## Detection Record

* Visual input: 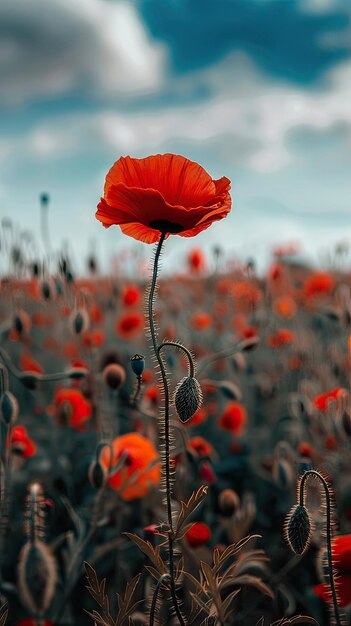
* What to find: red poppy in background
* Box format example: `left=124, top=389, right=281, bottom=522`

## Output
left=100, top=433, right=160, bottom=500
left=122, top=284, right=141, bottom=307
left=267, top=328, right=295, bottom=348
left=53, top=388, right=92, bottom=430
left=187, top=436, right=213, bottom=457
left=191, top=313, right=212, bottom=330
left=303, top=271, right=335, bottom=299
left=188, top=248, right=206, bottom=272
left=313, top=387, right=347, bottom=411
left=10, top=426, right=36, bottom=458
left=219, top=402, right=247, bottom=435
left=186, top=522, right=211, bottom=547
left=314, top=534, right=351, bottom=607
left=116, top=312, right=144, bottom=338
left=19, top=352, right=44, bottom=375
left=96, top=154, right=231, bottom=243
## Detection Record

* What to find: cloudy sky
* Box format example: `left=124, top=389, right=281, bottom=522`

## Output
left=1, top=0, right=350, bottom=272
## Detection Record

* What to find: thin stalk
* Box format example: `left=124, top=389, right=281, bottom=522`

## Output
left=150, top=574, right=170, bottom=626
left=299, top=470, right=341, bottom=626
left=157, top=341, right=195, bottom=378
left=148, top=233, right=185, bottom=626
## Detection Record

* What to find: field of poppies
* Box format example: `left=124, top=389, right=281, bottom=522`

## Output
left=1, top=155, right=351, bottom=626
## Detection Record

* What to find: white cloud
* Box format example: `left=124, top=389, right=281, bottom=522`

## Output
left=1, top=52, right=350, bottom=177
left=0, top=0, right=166, bottom=104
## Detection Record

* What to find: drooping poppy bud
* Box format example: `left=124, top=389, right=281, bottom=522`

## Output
left=174, top=376, right=202, bottom=423
left=0, top=391, right=19, bottom=425
left=102, top=363, right=126, bottom=390
left=285, top=504, right=312, bottom=555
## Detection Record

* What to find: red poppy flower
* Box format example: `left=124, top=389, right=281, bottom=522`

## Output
left=122, top=284, right=141, bottom=307
left=218, top=402, right=247, bottom=435
left=53, top=388, right=92, bottom=430
left=83, top=329, right=106, bottom=348
left=96, top=154, right=231, bottom=243
left=314, top=534, right=351, bottom=607
left=186, top=522, right=211, bottom=547
left=267, top=328, right=295, bottom=349
left=191, top=313, right=212, bottom=330
left=188, top=248, right=206, bottom=272
left=116, top=312, right=144, bottom=338
left=10, top=425, right=36, bottom=458
left=303, top=271, right=335, bottom=299
left=187, top=436, right=213, bottom=457
left=19, top=353, right=44, bottom=375
left=100, top=433, right=160, bottom=500
left=313, top=387, right=347, bottom=411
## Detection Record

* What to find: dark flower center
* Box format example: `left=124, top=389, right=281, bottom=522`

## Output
left=149, top=219, right=184, bottom=233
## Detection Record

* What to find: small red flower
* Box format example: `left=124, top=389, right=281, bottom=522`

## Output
left=188, top=248, right=206, bottom=273
left=100, top=433, right=160, bottom=500
left=314, top=535, right=351, bottom=607
left=15, top=621, right=54, bottom=626
left=313, top=388, right=347, bottom=411
left=187, top=436, right=213, bottom=458
left=19, top=353, right=44, bottom=375
left=218, top=402, right=247, bottom=435
left=10, top=425, right=36, bottom=458
left=186, top=522, right=211, bottom=547
left=53, top=388, right=92, bottom=430
left=267, top=328, right=295, bottom=348
left=122, top=284, right=142, bottom=307
left=303, top=271, right=335, bottom=299
left=115, top=312, right=144, bottom=338
left=191, top=313, right=212, bottom=330
left=96, top=154, right=231, bottom=243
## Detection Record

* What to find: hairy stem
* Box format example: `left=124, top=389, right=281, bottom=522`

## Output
left=149, top=574, right=170, bottom=626
left=157, top=341, right=195, bottom=378
left=299, top=470, right=341, bottom=626
left=148, top=233, right=185, bottom=626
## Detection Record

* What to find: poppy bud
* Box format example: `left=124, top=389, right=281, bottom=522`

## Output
left=40, top=280, right=53, bottom=301
left=20, top=373, right=40, bottom=390
left=285, top=504, right=312, bottom=555
left=238, top=336, right=260, bottom=352
left=67, top=368, right=88, bottom=380
left=0, top=391, right=19, bottom=425
left=88, top=460, right=107, bottom=489
left=218, top=489, right=240, bottom=517
left=174, top=376, right=202, bottom=423
left=18, top=541, right=57, bottom=615
left=40, top=192, right=49, bottom=205
left=102, top=363, right=126, bottom=390
left=14, top=309, right=31, bottom=336
left=341, top=411, right=351, bottom=437
left=130, top=354, right=145, bottom=379
left=218, top=380, right=242, bottom=401
left=70, top=308, right=89, bottom=335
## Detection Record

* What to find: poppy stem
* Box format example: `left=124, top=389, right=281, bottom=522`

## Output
left=299, top=470, right=341, bottom=626
left=149, top=574, right=170, bottom=626
left=158, top=341, right=195, bottom=378
left=148, top=233, right=185, bottom=626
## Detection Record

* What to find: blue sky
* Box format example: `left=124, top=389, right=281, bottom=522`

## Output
left=0, top=0, right=350, bottom=273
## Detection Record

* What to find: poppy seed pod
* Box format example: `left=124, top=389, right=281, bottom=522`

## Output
left=130, top=354, right=145, bottom=379
left=102, top=363, right=126, bottom=390
left=285, top=504, right=312, bottom=555
left=218, top=489, right=240, bottom=517
left=0, top=391, right=19, bottom=425
left=174, top=376, right=202, bottom=423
